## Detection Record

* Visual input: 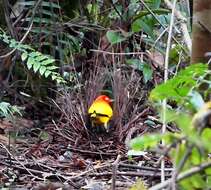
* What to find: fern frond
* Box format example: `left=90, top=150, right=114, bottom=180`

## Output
left=0, top=30, right=66, bottom=84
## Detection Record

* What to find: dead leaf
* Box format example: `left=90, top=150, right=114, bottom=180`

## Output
left=147, top=50, right=164, bottom=67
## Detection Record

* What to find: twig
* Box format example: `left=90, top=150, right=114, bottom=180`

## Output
left=3, top=0, right=17, bottom=39
left=112, top=154, right=121, bottom=190
left=90, top=49, right=146, bottom=55
left=67, top=147, right=117, bottom=156
left=52, top=119, right=75, bottom=143
left=4, top=160, right=79, bottom=188
left=149, top=161, right=211, bottom=190
left=0, top=0, right=43, bottom=58
left=88, top=170, right=172, bottom=177
left=119, top=163, right=173, bottom=172
left=161, top=0, right=177, bottom=184
left=68, top=162, right=112, bottom=179
left=0, top=143, right=43, bottom=180
left=123, top=108, right=149, bottom=130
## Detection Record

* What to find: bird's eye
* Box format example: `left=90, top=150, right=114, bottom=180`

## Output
left=105, top=97, right=109, bottom=101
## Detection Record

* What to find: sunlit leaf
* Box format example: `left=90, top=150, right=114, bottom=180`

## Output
left=130, top=134, right=163, bottom=150
left=33, top=61, right=40, bottom=73
left=188, top=90, right=205, bottom=110
left=26, top=57, right=35, bottom=69
left=190, top=147, right=201, bottom=165
left=150, top=63, right=208, bottom=102
left=44, top=70, right=52, bottom=78
left=21, top=52, right=28, bottom=61
left=39, top=66, right=46, bottom=75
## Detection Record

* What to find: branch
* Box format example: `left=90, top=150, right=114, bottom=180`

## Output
left=0, top=0, right=43, bottom=58
left=149, top=161, right=211, bottom=190
left=112, top=154, right=121, bottom=190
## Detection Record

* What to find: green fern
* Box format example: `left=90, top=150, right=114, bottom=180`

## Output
left=0, top=102, right=22, bottom=119
left=0, top=29, right=66, bottom=84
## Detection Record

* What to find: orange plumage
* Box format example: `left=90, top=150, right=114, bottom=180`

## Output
left=88, top=95, right=113, bottom=132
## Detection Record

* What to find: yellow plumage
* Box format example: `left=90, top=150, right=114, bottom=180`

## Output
left=88, top=95, right=113, bottom=131
left=192, top=101, right=211, bottom=129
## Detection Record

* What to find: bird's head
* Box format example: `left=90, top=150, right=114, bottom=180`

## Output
left=96, top=95, right=113, bottom=104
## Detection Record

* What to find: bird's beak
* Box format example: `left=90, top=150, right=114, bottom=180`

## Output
left=109, top=99, right=114, bottom=103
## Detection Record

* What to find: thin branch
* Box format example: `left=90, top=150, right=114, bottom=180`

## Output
left=90, top=49, right=146, bottom=55
left=119, top=163, right=173, bottom=172
left=0, top=143, right=43, bottom=180
left=161, top=0, right=177, bottom=183
left=112, top=154, right=121, bottom=190
left=0, top=0, right=43, bottom=58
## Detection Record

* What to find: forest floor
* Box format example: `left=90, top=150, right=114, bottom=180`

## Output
left=0, top=80, right=175, bottom=190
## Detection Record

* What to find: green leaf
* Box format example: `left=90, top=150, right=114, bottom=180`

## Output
left=190, top=147, right=201, bottom=165
left=41, top=58, right=55, bottom=65
left=163, top=109, right=192, bottom=134
left=206, top=175, right=211, bottom=188
left=39, top=130, right=50, bottom=141
left=35, top=55, right=48, bottom=62
left=52, top=74, right=57, bottom=81
left=132, top=19, right=155, bottom=39
left=191, top=174, right=206, bottom=188
left=126, top=59, right=143, bottom=70
left=201, top=128, right=211, bottom=151
left=26, top=57, right=35, bottom=70
left=39, top=66, right=46, bottom=75
left=188, top=90, right=205, bottom=110
left=0, top=102, right=10, bottom=116
left=0, top=102, right=22, bottom=118
left=44, top=70, right=52, bottom=78
left=130, top=134, right=163, bottom=150
left=29, top=51, right=41, bottom=58
left=47, top=66, right=59, bottom=70
left=143, top=64, right=153, bottom=83
left=150, top=63, right=208, bottom=102
left=126, top=59, right=152, bottom=83
left=106, top=30, right=126, bottom=45
left=21, top=52, right=28, bottom=61
left=33, top=61, right=40, bottom=73
left=132, top=19, right=142, bottom=33
left=169, top=45, right=183, bottom=64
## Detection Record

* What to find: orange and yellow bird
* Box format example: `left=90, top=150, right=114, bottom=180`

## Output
left=88, top=95, right=113, bottom=132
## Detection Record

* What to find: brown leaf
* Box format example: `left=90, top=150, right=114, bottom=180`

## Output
left=72, top=156, right=86, bottom=169
left=148, top=51, right=164, bottom=67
